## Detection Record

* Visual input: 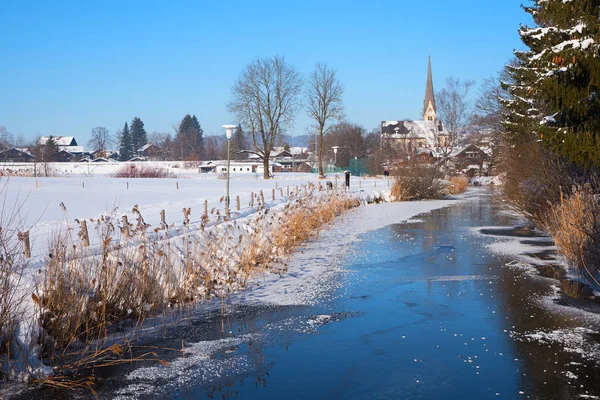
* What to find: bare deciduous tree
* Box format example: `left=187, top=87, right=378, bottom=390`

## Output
left=323, top=121, right=368, bottom=169
left=436, top=77, right=475, bottom=158
left=228, top=55, right=303, bottom=179
left=307, top=63, right=344, bottom=178
left=88, top=126, right=112, bottom=152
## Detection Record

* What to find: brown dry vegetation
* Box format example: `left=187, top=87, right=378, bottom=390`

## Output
left=543, top=186, right=600, bottom=285
left=33, top=187, right=358, bottom=377
left=447, top=176, right=469, bottom=195
left=112, top=164, right=175, bottom=178
left=0, top=183, right=31, bottom=380
left=390, top=164, right=447, bottom=201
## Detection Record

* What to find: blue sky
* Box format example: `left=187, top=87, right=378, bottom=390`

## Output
left=0, top=0, right=531, bottom=146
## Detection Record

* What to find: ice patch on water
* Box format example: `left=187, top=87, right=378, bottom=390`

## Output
left=114, top=335, right=258, bottom=399
left=511, top=327, right=600, bottom=361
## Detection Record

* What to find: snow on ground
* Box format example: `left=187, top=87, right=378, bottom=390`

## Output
left=2, top=168, right=389, bottom=258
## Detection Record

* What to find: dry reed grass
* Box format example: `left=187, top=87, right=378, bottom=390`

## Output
left=447, top=176, right=469, bottom=195
left=32, top=187, right=359, bottom=382
left=543, top=186, right=600, bottom=285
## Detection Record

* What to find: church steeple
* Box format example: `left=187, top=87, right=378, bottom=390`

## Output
left=423, top=54, right=437, bottom=121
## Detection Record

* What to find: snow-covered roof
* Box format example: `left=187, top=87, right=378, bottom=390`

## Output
left=272, top=146, right=308, bottom=155
left=137, top=143, right=153, bottom=152
left=61, top=146, right=84, bottom=153
left=38, top=136, right=77, bottom=146
left=381, top=120, right=447, bottom=147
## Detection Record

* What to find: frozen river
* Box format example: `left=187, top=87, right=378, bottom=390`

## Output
left=11, top=188, right=600, bottom=399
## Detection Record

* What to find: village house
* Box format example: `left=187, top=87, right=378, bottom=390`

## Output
left=448, top=144, right=491, bottom=176
left=199, top=160, right=283, bottom=175
left=136, top=143, right=161, bottom=160
left=0, top=148, right=36, bottom=162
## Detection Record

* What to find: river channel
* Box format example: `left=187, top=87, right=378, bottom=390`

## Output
left=11, top=189, right=600, bottom=400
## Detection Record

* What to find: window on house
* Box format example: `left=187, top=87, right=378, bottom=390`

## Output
left=466, top=151, right=477, bottom=159
left=247, top=168, right=250, bottom=171
left=233, top=168, right=236, bottom=171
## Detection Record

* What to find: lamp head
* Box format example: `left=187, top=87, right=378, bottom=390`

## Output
left=332, top=146, right=339, bottom=154
left=222, top=124, right=236, bottom=140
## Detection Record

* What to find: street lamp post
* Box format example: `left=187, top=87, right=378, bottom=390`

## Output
left=332, top=146, right=339, bottom=187
left=222, top=124, right=236, bottom=213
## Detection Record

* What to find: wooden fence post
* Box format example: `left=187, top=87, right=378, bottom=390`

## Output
left=204, top=200, right=208, bottom=217
left=160, top=209, right=167, bottom=229
left=272, top=188, right=275, bottom=201
left=260, top=190, right=265, bottom=205
left=280, top=188, right=283, bottom=198
left=80, top=220, right=90, bottom=247
left=176, top=182, right=179, bottom=190
left=251, top=192, right=254, bottom=207
left=275, top=182, right=278, bottom=190
left=236, top=195, right=240, bottom=211
left=287, top=186, right=289, bottom=197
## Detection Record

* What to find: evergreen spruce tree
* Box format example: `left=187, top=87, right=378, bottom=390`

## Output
left=176, top=114, right=204, bottom=160
left=191, top=115, right=204, bottom=159
left=507, top=0, right=600, bottom=168
left=231, top=124, right=247, bottom=160
left=119, top=122, right=133, bottom=161
left=130, top=117, right=147, bottom=154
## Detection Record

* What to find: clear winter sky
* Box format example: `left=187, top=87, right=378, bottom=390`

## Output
left=0, top=0, right=532, bottom=145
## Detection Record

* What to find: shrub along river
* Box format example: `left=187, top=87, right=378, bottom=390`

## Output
left=10, top=188, right=600, bottom=399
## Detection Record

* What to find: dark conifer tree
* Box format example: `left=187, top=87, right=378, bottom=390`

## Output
left=119, top=122, right=133, bottom=161
left=191, top=114, right=204, bottom=159
left=231, top=124, right=247, bottom=160
left=506, top=0, right=600, bottom=168
left=176, top=114, right=204, bottom=160
left=130, top=117, right=147, bottom=154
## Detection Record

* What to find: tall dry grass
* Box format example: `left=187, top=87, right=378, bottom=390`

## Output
left=33, top=187, right=359, bottom=378
left=543, top=186, right=600, bottom=285
left=0, top=179, right=34, bottom=381
left=447, top=176, right=469, bottom=195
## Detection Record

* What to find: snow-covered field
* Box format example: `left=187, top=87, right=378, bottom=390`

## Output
left=1, top=163, right=390, bottom=258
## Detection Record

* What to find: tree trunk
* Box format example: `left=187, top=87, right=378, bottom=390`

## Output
left=263, top=152, right=270, bottom=179
left=317, top=127, right=324, bottom=179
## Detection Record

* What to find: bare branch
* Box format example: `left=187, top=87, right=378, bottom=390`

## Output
left=228, top=56, right=303, bottom=179
left=306, top=63, right=344, bottom=178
